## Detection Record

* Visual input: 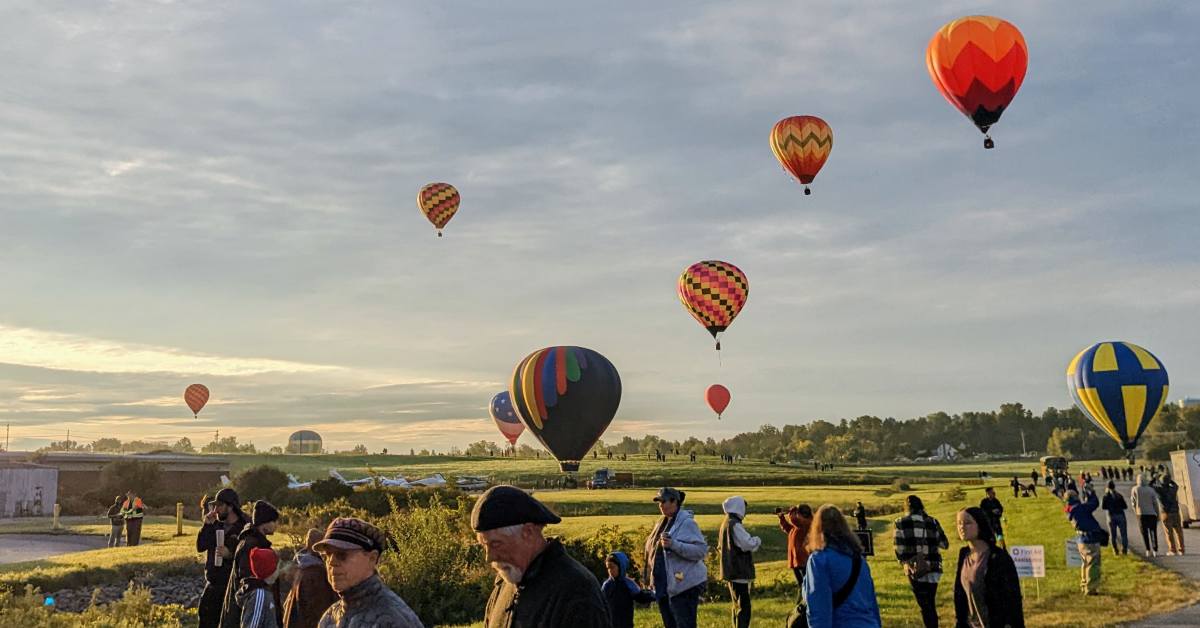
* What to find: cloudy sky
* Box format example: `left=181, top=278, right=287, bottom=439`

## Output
left=1, top=1, right=1197, bottom=452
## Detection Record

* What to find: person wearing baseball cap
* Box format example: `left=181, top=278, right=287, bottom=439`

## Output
left=220, top=501, right=281, bottom=628
left=313, top=517, right=423, bottom=628
left=643, top=487, right=708, bottom=628
left=472, top=485, right=610, bottom=628
left=236, top=547, right=280, bottom=628
left=197, top=488, right=247, bottom=628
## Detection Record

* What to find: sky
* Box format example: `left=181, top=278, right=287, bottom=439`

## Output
left=1, top=1, right=1197, bottom=453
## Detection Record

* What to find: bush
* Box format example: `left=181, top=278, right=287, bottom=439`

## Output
left=234, top=465, right=290, bottom=503
left=0, top=583, right=190, bottom=627
left=375, top=495, right=492, bottom=625
left=97, top=460, right=161, bottom=501
left=939, top=485, right=967, bottom=502
left=891, top=478, right=912, bottom=492
left=310, top=478, right=353, bottom=502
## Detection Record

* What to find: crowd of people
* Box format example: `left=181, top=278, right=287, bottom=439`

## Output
left=100, top=467, right=1194, bottom=627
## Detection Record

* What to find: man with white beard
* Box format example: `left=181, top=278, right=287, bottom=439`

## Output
left=473, top=485, right=610, bottom=628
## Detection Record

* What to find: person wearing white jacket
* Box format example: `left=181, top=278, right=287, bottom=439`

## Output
left=644, top=488, right=708, bottom=628
left=719, top=496, right=762, bottom=628
left=1130, top=474, right=1161, bottom=557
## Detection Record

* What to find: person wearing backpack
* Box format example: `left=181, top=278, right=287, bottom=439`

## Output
left=802, top=504, right=881, bottom=628
left=718, top=496, right=761, bottom=628
left=894, top=495, right=949, bottom=628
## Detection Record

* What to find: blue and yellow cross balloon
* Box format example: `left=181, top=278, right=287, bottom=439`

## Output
left=1067, top=341, right=1169, bottom=454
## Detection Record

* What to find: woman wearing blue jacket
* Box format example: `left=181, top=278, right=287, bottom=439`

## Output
left=803, top=504, right=882, bottom=628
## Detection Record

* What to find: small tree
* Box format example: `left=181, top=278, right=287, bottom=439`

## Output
left=98, top=460, right=161, bottom=500
left=171, top=437, right=195, bottom=453
left=234, top=465, right=290, bottom=503
left=310, top=477, right=354, bottom=502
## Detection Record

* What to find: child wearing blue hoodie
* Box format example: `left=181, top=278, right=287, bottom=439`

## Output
left=602, top=551, right=655, bottom=628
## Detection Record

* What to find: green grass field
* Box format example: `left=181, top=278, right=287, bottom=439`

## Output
left=1, top=458, right=1190, bottom=626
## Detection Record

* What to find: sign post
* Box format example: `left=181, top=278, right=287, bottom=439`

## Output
left=1010, top=545, right=1045, bottom=600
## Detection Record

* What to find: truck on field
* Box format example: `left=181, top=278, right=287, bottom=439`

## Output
left=1040, top=455, right=1069, bottom=480
left=1169, top=450, right=1200, bottom=527
left=587, top=468, right=634, bottom=489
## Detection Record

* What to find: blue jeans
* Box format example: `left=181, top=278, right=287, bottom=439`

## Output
left=657, top=584, right=703, bottom=628
left=1108, top=514, right=1129, bottom=554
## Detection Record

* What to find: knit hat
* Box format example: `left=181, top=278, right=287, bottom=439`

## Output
left=215, top=488, right=241, bottom=509
left=252, top=501, right=279, bottom=526
left=313, top=517, right=388, bottom=554
left=470, top=485, right=561, bottom=532
left=249, top=547, right=278, bottom=579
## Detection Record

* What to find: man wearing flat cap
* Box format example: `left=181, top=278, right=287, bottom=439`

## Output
left=314, top=517, right=423, bottom=628
left=474, top=485, right=610, bottom=628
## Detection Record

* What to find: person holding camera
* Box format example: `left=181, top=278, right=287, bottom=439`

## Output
left=893, top=495, right=949, bottom=628
left=197, top=488, right=248, bottom=628
left=777, top=504, right=814, bottom=602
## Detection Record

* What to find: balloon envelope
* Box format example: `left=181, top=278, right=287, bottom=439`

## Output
left=770, top=115, right=832, bottom=193
left=184, top=384, right=209, bottom=417
left=1067, top=341, right=1168, bottom=452
left=509, top=346, right=621, bottom=472
left=926, top=16, right=1027, bottom=146
left=678, top=260, right=749, bottom=350
left=489, top=391, right=525, bottom=446
left=417, top=182, right=460, bottom=236
left=706, top=384, right=731, bottom=418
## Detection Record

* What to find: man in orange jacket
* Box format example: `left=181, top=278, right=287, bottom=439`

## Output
left=122, top=490, right=146, bottom=546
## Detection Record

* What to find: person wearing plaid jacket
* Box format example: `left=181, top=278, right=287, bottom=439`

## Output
left=894, top=495, right=950, bottom=628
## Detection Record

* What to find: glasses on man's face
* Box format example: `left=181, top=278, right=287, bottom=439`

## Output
left=320, top=548, right=365, bottom=564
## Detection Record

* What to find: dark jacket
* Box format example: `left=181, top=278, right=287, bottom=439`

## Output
left=220, top=525, right=277, bottom=628
left=237, top=578, right=280, bottom=628
left=602, top=552, right=654, bottom=628
left=106, top=503, right=124, bottom=526
left=197, top=510, right=248, bottom=585
left=484, top=538, right=610, bottom=628
left=1101, top=492, right=1128, bottom=519
left=953, top=546, right=1025, bottom=628
left=316, top=573, right=423, bottom=628
left=1156, top=479, right=1181, bottom=515
left=718, top=496, right=760, bottom=582
left=779, top=510, right=812, bottom=570
left=284, top=552, right=338, bottom=628
left=1066, top=492, right=1105, bottom=544
left=979, top=497, right=1004, bottom=532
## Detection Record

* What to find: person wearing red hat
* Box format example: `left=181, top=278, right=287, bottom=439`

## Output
left=237, top=547, right=280, bottom=628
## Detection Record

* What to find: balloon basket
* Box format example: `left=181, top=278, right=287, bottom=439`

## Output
left=983, top=136, right=994, bottom=149
left=559, top=461, right=580, bottom=473
left=803, top=186, right=811, bottom=195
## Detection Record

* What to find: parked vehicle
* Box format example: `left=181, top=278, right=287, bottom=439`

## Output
left=1170, top=450, right=1200, bottom=527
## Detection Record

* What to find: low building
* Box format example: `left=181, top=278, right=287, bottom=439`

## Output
left=0, top=462, right=58, bottom=517
left=29, top=452, right=230, bottom=499
left=1178, top=398, right=1200, bottom=409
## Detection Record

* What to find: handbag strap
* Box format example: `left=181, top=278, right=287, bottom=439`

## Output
left=832, top=552, right=862, bottom=608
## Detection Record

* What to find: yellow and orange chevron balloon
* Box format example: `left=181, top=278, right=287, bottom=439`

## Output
left=678, top=260, right=749, bottom=351
left=926, top=16, right=1027, bottom=149
left=417, top=182, right=460, bottom=237
left=770, top=116, right=832, bottom=195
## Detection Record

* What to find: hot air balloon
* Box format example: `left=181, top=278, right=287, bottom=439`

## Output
left=770, top=115, right=833, bottom=195
left=706, top=384, right=731, bottom=419
left=489, top=391, right=525, bottom=446
left=926, top=16, right=1028, bottom=149
left=1067, top=341, right=1169, bottom=460
left=184, top=384, right=209, bottom=418
left=417, top=182, right=460, bottom=237
left=509, top=346, right=621, bottom=472
left=678, top=260, right=749, bottom=351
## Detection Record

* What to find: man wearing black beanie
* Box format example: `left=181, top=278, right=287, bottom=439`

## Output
left=473, top=485, right=609, bottom=628
left=220, top=500, right=281, bottom=628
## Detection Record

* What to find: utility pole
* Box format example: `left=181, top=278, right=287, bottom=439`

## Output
left=1020, top=429, right=1027, bottom=456
left=66, top=428, right=70, bottom=451
left=5, top=423, right=9, bottom=452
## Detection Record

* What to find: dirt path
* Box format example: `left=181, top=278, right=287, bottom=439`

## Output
left=0, top=534, right=109, bottom=564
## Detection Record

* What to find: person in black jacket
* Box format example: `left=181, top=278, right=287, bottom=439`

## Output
left=197, top=488, right=247, bottom=628
left=602, top=551, right=655, bottom=628
left=219, top=501, right=280, bottom=628
left=106, top=496, right=124, bottom=548
left=953, top=507, right=1024, bottom=628
left=979, top=488, right=1006, bottom=549
left=1101, top=481, right=1129, bottom=556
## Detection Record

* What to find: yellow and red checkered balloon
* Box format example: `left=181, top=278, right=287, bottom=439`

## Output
left=678, top=260, right=749, bottom=351
left=417, top=182, right=460, bottom=237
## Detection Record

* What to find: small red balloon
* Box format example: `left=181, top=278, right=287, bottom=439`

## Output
left=706, top=384, right=731, bottom=419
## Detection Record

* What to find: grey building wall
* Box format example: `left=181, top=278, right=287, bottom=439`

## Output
left=0, top=466, right=59, bottom=517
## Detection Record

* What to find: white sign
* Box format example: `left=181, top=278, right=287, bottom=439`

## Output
left=1010, top=545, right=1045, bottom=578
left=1065, top=539, right=1082, bottom=567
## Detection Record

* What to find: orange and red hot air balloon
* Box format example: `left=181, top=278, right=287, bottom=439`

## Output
left=926, top=16, right=1028, bottom=149
left=770, top=116, right=832, bottom=195
left=417, top=182, right=460, bottom=237
left=706, top=384, right=731, bottom=420
left=184, top=384, right=209, bottom=418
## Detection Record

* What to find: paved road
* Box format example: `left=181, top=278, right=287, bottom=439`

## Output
left=0, top=533, right=108, bottom=564
left=1110, top=481, right=1200, bottom=627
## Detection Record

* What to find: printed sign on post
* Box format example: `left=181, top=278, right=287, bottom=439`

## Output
left=1065, top=539, right=1082, bottom=567
left=1010, top=545, right=1045, bottom=578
